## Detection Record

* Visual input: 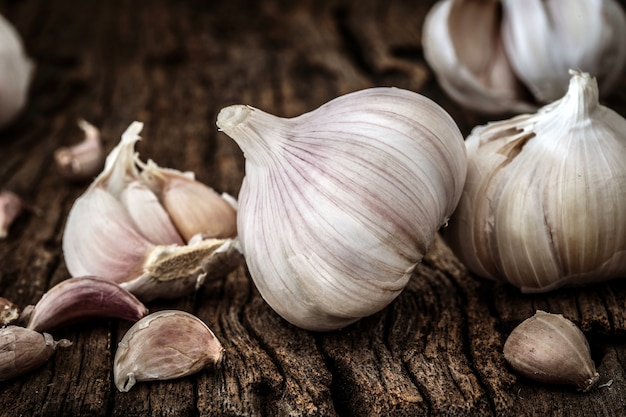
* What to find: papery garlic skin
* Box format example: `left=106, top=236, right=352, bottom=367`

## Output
left=0, top=14, right=34, bottom=128
left=504, top=311, right=599, bottom=391
left=0, top=190, right=23, bottom=239
left=502, top=0, right=626, bottom=103
left=218, top=87, right=467, bottom=331
left=55, top=120, right=105, bottom=181
left=445, top=71, right=626, bottom=292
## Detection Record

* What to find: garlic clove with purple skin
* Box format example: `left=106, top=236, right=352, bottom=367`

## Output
left=0, top=190, right=23, bottom=239
left=503, top=310, right=599, bottom=391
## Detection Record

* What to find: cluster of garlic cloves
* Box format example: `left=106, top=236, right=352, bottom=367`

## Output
left=62, top=122, right=241, bottom=302
left=217, top=87, right=467, bottom=331
left=423, top=0, right=626, bottom=114
left=0, top=14, right=34, bottom=129
left=114, top=310, right=223, bottom=392
left=444, top=70, right=626, bottom=292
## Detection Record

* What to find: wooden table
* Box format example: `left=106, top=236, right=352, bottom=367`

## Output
left=2, top=1, right=626, bottom=415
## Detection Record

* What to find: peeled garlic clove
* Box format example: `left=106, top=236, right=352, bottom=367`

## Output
left=0, top=297, right=20, bottom=326
left=445, top=71, right=626, bottom=292
left=422, top=0, right=535, bottom=114
left=503, top=311, right=599, bottom=391
left=55, top=119, right=105, bottom=181
left=217, top=87, right=467, bottom=331
left=0, top=14, right=34, bottom=129
left=0, top=190, right=23, bottom=239
left=121, top=238, right=242, bottom=302
left=26, top=276, right=148, bottom=332
left=139, top=160, right=237, bottom=241
left=113, top=310, right=224, bottom=392
left=501, top=0, right=626, bottom=103
left=0, top=326, right=71, bottom=382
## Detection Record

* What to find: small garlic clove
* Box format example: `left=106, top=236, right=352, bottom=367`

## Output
left=26, top=276, right=148, bottom=332
left=0, top=297, right=20, bottom=326
left=422, top=0, right=535, bottom=114
left=121, top=238, right=242, bottom=302
left=55, top=119, right=105, bottom=181
left=0, top=190, right=23, bottom=239
left=139, top=160, right=238, bottom=242
left=501, top=0, right=626, bottom=103
left=113, top=310, right=224, bottom=392
left=0, top=326, right=71, bottom=382
left=503, top=311, right=599, bottom=391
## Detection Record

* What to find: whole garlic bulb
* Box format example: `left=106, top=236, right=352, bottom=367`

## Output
left=0, top=14, right=34, bottom=128
left=217, top=87, right=467, bottom=331
left=422, top=0, right=626, bottom=114
left=445, top=71, right=626, bottom=292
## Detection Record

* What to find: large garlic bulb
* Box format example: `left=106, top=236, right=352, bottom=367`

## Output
left=0, top=14, right=33, bottom=128
left=217, top=87, right=467, bottom=331
left=445, top=71, right=626, bottom=292
left=422, top=0, right=626, bottom=114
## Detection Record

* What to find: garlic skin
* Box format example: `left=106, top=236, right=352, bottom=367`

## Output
left=26, top=276, right=148, bottom=332
left=0, top=14, right=34, bottom=129
left=0, top=190, right=23, bottom=239
left=445, top=71, right=626, bottom=292
left=503, top=311, right=599, bottom=391
left=113, top=310, right=224, bottom=392
left=217, top=87, right=467, bottom=331
left=55, top=119, right=105, bottom=181
left=0, top=326, right=71, bottom=382
left=0, top=297, right=20, bottom=326
left=502, top=0, right=626, bottom=103
left=62, top=122, right=241, bottom=301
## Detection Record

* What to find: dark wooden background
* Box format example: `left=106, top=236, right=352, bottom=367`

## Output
left=2, top=1, right=626, bottom=416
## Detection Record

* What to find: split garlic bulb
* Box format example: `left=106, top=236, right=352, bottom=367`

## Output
left=422, top=0, right=626, bottom=113
left=445, top=71, right=626, bottom=292
left=217, top=87, right=467, bottom=331
left=0, top=14, right=34, bottom=128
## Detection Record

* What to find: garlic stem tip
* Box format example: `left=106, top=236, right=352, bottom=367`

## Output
left=216, top=105, right=251, bottom=131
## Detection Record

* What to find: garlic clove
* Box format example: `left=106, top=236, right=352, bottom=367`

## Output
left=26, top=276, right=148, bottom=332
left=139, top=160, right=238, bottom=242
left=0, top=190, right=23, bottom=239
left=55, top=119, right=105, bottom=181
left=121, top=238, right=242, bottom=302
left=113, top=310, right=224, bottom=392
left=445, top=70, right=626, bottom=292
left=501, top=0, right=626, bottom=103
left=120, top=180, right=185, bottom=245
left=0, top=326, right=71, bottom=382
left=422, top=0, right=535, bottom=114
left=217, top=87, right=467, bottom=331
left=503, top=311, right=599, bottom=391
left=0, top=14, right=34, bottom=129
left=0, top=297, right=20, bottom=326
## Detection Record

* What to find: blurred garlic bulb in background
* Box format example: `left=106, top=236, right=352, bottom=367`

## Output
left=217, top=87, right=467, bottom=331
left=444, top=71, right=626, bottom=292
left=423, top=0, right=626, bottom=114
left=0, top=14, right=34, bottom=128
left=62, top=122, right=241, bottom=301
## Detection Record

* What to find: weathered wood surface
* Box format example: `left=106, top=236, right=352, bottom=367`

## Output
left=1, top=1, right=626, bottom=416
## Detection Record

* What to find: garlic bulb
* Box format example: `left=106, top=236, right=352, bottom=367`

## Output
left=62, top=122, right=241, bottom=301
left=217, top=87, right=467, bottom=331
left=422, top=0, right=626, bottom=113
left=503, top=311, right=599, bottom=391
left=114, top=310, right=223, bottom=392
left=0, top=14, right=34, bottom=128
left=444, top=71, right=626, bottom=292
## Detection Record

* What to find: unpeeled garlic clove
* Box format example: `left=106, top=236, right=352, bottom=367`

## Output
left=0, top=14, right=34, bottom=129
left=444, top=70, right=626, bottom=292
left=55, top=119, right=105, bottom=181
left=26, top=276, right=148, bottom=332
left=0, top=326, right=71, bottom=382
left=113, top=310, right=224, bottom=392
left=0, top=297, right=20, bottom=326
left=503, top=311, right=599, bottom=391
left=217, top=87, right=467, bottom=331
left=0, top=190, right=23, bottom=239
left=62, top=122, right=241, bottom=301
